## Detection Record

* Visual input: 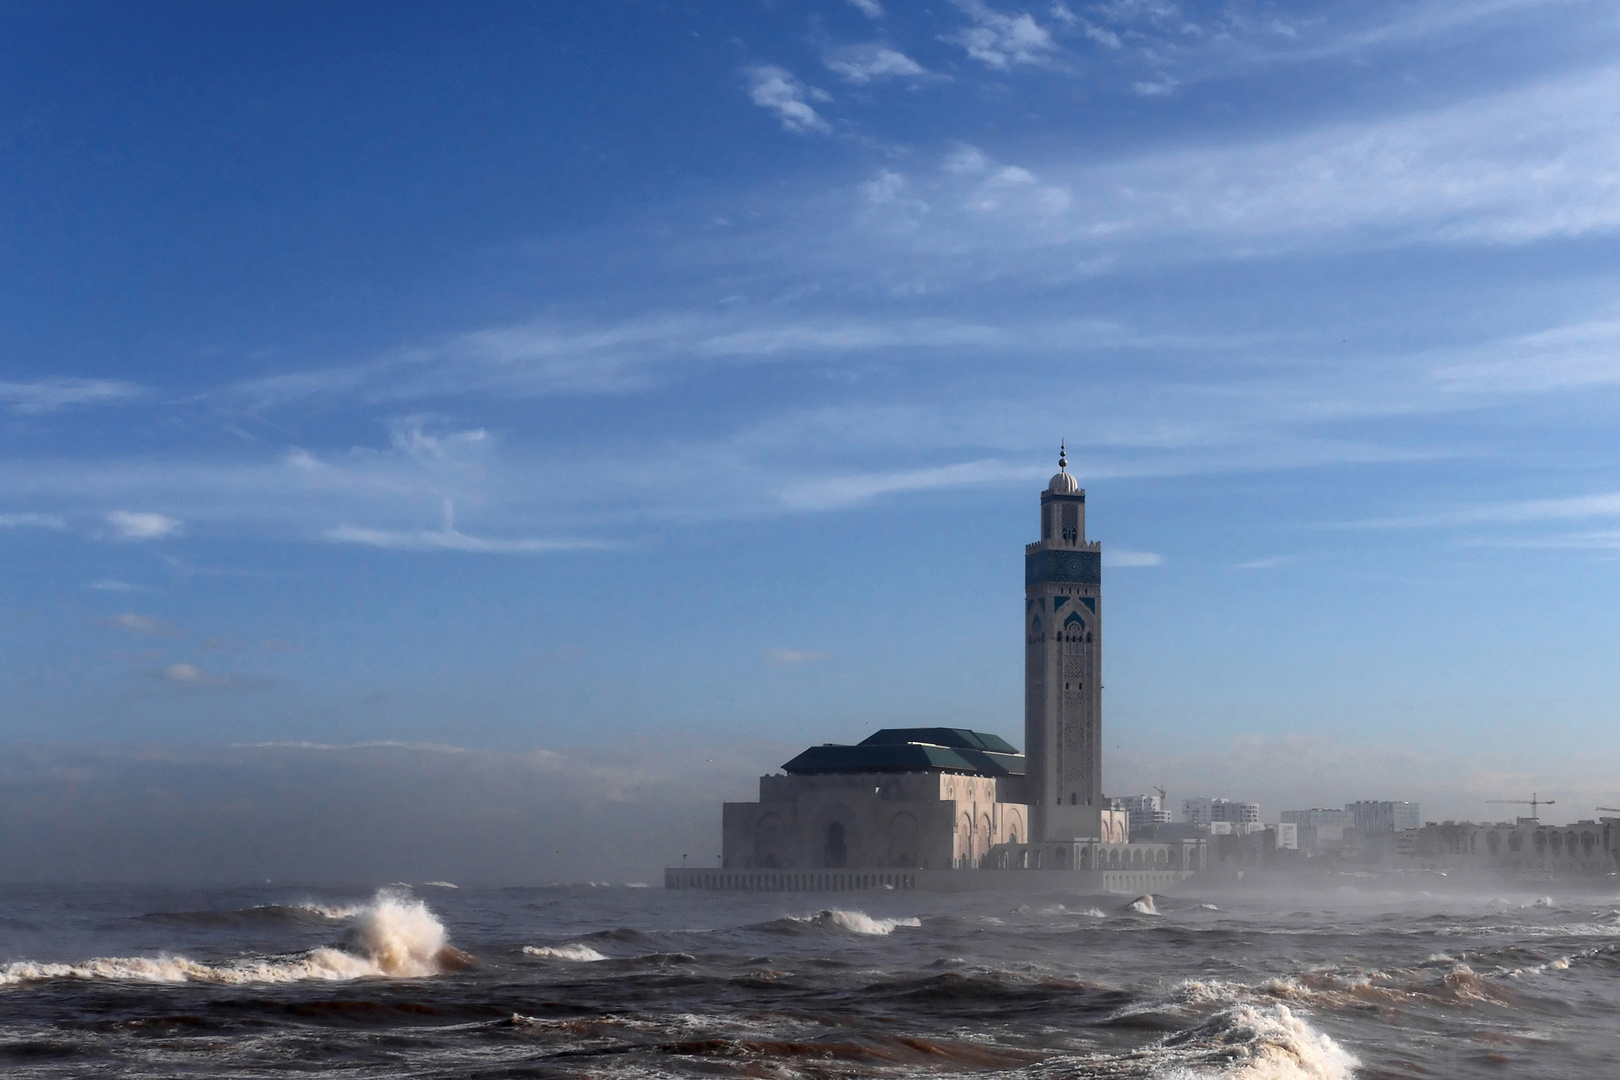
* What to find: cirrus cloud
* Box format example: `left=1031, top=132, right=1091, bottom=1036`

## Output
left=107, top=511, right=182, bottom=540
left=746, top=65, right=832, bottom=135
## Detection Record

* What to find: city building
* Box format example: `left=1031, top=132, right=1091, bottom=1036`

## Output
left=1406, top=819, right=1620, bottom=876
left=1347, top=800, right=1420, bottom=833
left=1280, top=808, right=1354, bottom=853
left=1183, top=797, right=1260, bottom=825
left=1111, top=793, right=1173, bottom=833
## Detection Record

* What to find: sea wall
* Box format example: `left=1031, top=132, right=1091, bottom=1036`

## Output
left=664, top=866, right=1194, bottom=894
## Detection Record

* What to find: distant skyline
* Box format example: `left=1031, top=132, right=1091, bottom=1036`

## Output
left=6, top=1, right=1620, bottom=843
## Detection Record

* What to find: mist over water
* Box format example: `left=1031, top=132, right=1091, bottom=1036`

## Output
left=2, top=881, right=1617, bottom=1077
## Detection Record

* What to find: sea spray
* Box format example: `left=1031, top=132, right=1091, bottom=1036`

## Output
left=523, top=944, right=610, bottom=962
left=344, top=889, right=450, bottom=976
left=1155, top=1004, right=1358, bottom=1080
left=0, top=888, right=464, bottom=986
left=789, top=909, right=922, bottom=935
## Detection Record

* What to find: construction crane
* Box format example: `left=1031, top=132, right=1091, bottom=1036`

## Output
left=1486, top=793, right=1555, bottom=820
left=1596, top=807, right=1620, bottom=814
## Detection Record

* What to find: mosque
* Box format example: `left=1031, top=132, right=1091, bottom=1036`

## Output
left=666, top=449, right=1202, bottom=893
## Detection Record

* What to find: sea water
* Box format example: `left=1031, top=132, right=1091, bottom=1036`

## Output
left=1, top=881, right=1616, bottom=1077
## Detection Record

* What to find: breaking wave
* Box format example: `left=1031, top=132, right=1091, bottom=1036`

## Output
left=0, top=890, right=461, bottom=987
left=523, top=943, right=609, bottom=962
left=286, top=900, right=367, bottom=920
left=1144, top=955, right=1529, bottom=1019
left=1153, top=1004, right=1357, bottom=1080
left=789, top=909, right=922, bottom=935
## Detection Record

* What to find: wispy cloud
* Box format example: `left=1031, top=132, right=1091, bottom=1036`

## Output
left=1436, top=319, right=1620, bottom=393
left=325, top=524, right=600, bottom=554
left=107, top=511, right=182, bottom=540
left=326, top=500, right=604, bottom=555
left=745, top=66, right=832, bottom=135
left=780, top=458, right=1043, bottom=511
left=824, top=44, right=927, bottom=83
left=85, top=578, right=141, bottom=591
left=225, top=313, right=1020, bottom=409
left=1235, top=555, right=1298, bottom=570
left=847, top=0, right=884, bottom=17
left=765, top=648, right=831, bottom=664
left=1104, top=549, right=1164, bottom=567
left=0, top=512, right=66, bottom=529
left=0, top=378, right=144, bottom=414
left=155, top=662, right=232, bottom=687
left=1345, top=491, right=1620, bottom=530
left=807, top=63, right=1620, bottom=280
left=945, top=0, right=1059, bottom=70
left=102, top=613, right=185, bottom=637
left=1471, top=530, right=1620, bottom=550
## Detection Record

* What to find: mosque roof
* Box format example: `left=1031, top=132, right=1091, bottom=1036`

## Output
left=781, top=727, right=1025, bottom=777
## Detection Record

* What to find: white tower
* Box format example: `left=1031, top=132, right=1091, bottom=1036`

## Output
left=1024, top=444, right=1103, bottom=843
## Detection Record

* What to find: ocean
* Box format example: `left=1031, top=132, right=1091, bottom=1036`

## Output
left=1, top=880, right=1616, bottom=1078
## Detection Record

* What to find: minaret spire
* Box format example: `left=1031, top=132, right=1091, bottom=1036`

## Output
left=1027, top=440, right=1101, bottom=848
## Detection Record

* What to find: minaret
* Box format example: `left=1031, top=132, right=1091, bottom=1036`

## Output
left=1024, top=443, right=1103, bottom=843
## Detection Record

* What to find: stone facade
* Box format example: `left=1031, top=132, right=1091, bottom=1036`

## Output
left=1025, top=446, right=1104, bottom=843
left=722, top=769, right=1027, bottom=870
left=1405, top=819, right=1620, bottom=876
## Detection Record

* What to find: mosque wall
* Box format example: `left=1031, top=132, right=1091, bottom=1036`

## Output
left=722, top=771, right=1029, bottom=870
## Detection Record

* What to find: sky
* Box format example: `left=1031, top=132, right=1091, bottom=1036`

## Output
left=5, top=0, right=1620, bottom=876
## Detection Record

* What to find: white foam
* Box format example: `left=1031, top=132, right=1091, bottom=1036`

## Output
left=296, top=901, right=367, bottom=919
left=1158, top=1004, right=1359, bottom=1080
left=423, top=881, right=459, bottom=889
left=1128, top=895, right=1159, bottom=915
left=0, top=889, right=454, bottom=987
left=523, top=944, right=609, bottom=962
left=791, top=909, right=922, bottom=935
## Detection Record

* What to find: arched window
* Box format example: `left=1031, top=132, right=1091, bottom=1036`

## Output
left=887, top=812, right=919, bottom=868
left=825, top=822, right=847, bottom=868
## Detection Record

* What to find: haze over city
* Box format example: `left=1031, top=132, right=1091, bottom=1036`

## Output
left=5, top=0, right=1620, bottom=882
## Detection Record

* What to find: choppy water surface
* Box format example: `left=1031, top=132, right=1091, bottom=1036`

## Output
left=2, top=881, right=1617, bottom=1078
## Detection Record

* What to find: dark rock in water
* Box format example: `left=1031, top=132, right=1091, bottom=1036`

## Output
left=436, top=946, right=479, bottom=971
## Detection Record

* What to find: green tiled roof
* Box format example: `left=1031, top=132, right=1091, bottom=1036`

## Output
left=859, top=727, right=1018, bottom=754
left=781, top=727, right=1024, bottom=777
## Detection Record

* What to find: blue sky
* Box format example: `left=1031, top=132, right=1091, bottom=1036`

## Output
left=5, top=0, right=1620, bottom=827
